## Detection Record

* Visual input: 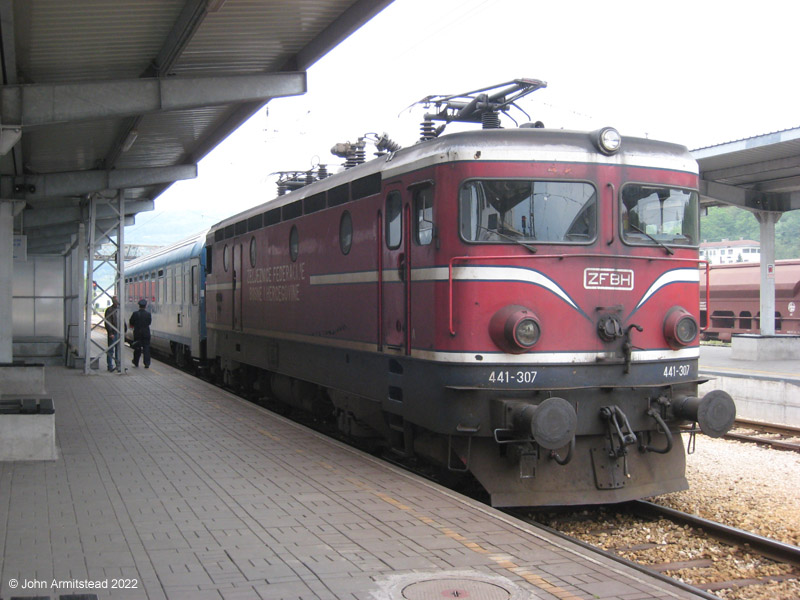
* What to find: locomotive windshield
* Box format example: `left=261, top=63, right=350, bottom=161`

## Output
left=459, top=180, right=596, bottom=243
left=621, top=185, right=699, bottom=247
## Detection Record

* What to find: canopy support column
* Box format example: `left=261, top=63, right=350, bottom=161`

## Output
left=755, top=211, right=781, bottom=336
left=82, top=191, right=126, bottom=373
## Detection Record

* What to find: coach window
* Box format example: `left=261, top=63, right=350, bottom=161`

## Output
left=223, top=244, right=230, bottom=272
left=249, top=236, right=257, bottom=267
left=385, top=191, right=402, bottom=249
left=413, top=185, right=434, bottom=246
left=177, top=266, right=184, bottom=304
left=192, top=265, right=199, bottom=305
left=289, top=225, right=299, bottom=262
left=621, top=184, right=698, bottom=247
left=339, top=211, right=353, bottom=255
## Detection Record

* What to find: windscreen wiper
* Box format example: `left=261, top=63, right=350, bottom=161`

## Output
left=629, top=224, right=673, bottom=255
left=479, top=226, right=538, bottom=254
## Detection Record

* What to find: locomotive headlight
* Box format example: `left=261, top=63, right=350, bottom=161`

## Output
left=593, top=127, right=622, bottom=155
left=664, top=307, right=698, bottom=348
left=514, top=318, right=540, bottom=347
left=490, top=305, right=541, bottom=353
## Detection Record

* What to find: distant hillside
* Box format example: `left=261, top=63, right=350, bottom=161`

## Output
left=701, top=206, right=800, bottom=259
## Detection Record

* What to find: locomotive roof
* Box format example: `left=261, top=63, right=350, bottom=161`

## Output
left=209, top=127, right=697, bottom=234
left=126, top=229, right=208, bottom=275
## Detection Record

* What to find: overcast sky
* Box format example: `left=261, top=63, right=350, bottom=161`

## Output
left=127, top=0, right=799, bottom=242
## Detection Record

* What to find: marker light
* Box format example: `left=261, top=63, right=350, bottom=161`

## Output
left=593, top=127, right=622, bottom=155
left=664, top=306, right=698, bottom=349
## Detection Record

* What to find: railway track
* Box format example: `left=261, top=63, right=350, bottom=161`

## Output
left=630, top=501, right=800, bottom=566
left=723, top=420, right=800, bottom=453
left=519, top=501, right=800, bottom=599
left=682, top=419, right=800, bottom=453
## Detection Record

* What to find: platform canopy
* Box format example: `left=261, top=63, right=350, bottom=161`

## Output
left=693, top=126, right=800, bottom=338
left=0, top=0, right=394, bottom=255
left=695, top=126, right=800, bottom=212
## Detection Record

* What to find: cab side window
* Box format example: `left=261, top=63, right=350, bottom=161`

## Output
left=386, top=191, right=402, bottom=249
left=414, top=186, right=434, bottom=246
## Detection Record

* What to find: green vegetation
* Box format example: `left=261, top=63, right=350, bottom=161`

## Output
left=700, top=206, right=800, bottom=259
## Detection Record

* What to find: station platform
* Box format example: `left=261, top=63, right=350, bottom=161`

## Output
left=0, top=360, right=708, bottom=600
left=698, top=345, right=799, bottom=427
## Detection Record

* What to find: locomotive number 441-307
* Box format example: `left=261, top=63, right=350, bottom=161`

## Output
left=664, top=364, right=691, bottom=378
left=489, top=370, right=538, bottom=384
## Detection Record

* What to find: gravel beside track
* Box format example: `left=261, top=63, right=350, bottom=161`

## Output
left=651, top=435, right=800, bottom=599
left=652, top=436, right=800, bottom=546
left=533, top=436, right=800, bottom=600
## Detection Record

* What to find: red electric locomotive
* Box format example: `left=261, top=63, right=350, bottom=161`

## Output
left=204, top=80, right=735, bottom=506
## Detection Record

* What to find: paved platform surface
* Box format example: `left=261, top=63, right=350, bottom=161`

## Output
left=0, top=361, right=708, bottom=600
left=699, top=344, right=799, bottom=427
left=699, top=345, right=799, bottom=382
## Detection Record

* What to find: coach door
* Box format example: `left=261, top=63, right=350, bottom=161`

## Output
left=382, top=190, right=409, bottom=352
left=232, top=240, right=243, bottom=331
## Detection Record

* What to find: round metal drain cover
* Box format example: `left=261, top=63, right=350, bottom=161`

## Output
left=402, top=578, right=511, bottom=599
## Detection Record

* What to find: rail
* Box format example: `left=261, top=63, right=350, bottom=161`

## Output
left=448, top=253, right=710, bottom=336
left=505, top=508, right=723, bottom=600
left=630, top=500, right=800, bottom=568
left=726, top=419, right=800, bottom=453
left=684, top=420, right=800, bottom=452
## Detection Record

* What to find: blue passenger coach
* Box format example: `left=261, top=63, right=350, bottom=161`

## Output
left=124, top=230, right=208, bottom=366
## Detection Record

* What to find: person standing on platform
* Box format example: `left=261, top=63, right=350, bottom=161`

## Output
left=129, top=298, right=152, bottom=369
left=105, top=295, right=121, bottom=372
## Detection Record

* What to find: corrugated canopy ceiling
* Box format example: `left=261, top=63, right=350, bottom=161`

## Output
left=0, top=0, right=393, bottom=254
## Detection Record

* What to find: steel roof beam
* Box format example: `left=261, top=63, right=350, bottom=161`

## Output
left=291, top=0, right=395, bottom=71
left=753, top=176, right=800, bottom=197
left=701, top=155, right=800, bottom=182
left=699, top=179, right=799, bottom=212
left=1, top=72, right=307, bottom=128
left=24, top=236, right=77, bottom=255
left=22, top=200, right=154, bottom=228
left=148, top=0, right=209, bottom=77
left=2, top=165, right=197, bottom=200
left=25, top=218, right=134, bottom=247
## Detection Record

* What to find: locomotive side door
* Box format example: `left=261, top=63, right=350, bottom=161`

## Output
left=232, top=240, right=243, bottom=331
left=381, top=190, right=409, bottom=352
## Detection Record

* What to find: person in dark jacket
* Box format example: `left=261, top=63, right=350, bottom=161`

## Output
left=105, top=295, right=120, bottom=372
left=129, top=298, right=152, bottom=368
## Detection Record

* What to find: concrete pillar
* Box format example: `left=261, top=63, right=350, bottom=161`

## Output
left=65, top=231, right=85, bottom=366
left=755, top=211, right=782, bottom=336
left=0, top=200, right=24, bottom=364
left=0, top=201, right=13, bottom=363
